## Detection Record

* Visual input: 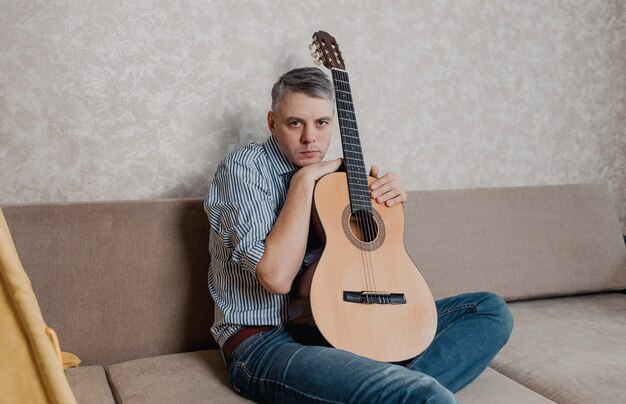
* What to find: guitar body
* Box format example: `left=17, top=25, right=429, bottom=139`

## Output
left=310, top=172, right=437, bottom=362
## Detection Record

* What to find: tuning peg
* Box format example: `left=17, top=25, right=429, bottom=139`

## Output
left=310, top=51, right=318, bottom=59
left=313, top=59, right=321, bottom=66
left=308, top=43, right=315, bottom=51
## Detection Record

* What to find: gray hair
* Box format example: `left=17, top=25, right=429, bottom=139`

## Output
left=271, top=67, right=334, bottom=113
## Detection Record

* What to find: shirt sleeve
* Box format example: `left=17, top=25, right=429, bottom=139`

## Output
left=205, top=158, right=275, bottom=275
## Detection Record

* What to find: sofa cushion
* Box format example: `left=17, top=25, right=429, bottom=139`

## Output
left=105, top=349, right=552, bottom=403
left=403, top=184, right=626, bottom=301
left=65, top=366, right=115, bottom=404
left=106, top=350, right=250, bottom=403
left=491, top=293, right=626, bottom=404
left=457, top=368, right=553, bottom=403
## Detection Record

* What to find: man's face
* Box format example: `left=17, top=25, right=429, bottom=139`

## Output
left=268, top=92, right=334, bottom=168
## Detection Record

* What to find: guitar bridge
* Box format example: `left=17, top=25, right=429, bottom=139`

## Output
left=343, top=291, right=406, bottom=305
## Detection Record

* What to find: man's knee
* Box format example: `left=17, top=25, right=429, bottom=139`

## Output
left=479, top=291, right=514, bottom=344
left=390, top=373, right=457, bottom=404
left=380, top=369, right=457, bottom=403
left=417, top=377, right=457, bottom=404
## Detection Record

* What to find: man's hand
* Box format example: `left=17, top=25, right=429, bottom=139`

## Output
left=295, top=158, right=343, bottom=183
left=369, top=165, right=407, bottom=207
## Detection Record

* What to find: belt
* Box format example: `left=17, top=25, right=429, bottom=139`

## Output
left=222, top=326, right=275, bottom=360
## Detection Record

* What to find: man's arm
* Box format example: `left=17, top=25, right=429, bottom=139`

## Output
left=256, top=158, right=342, bottom=295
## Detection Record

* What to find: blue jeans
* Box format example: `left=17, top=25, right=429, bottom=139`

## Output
left=225, top=292, right=513, bottom=403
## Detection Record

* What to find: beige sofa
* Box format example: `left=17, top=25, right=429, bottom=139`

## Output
left=3, top=183, right=625, bottom=403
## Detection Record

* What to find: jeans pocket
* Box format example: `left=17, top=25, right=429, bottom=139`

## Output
left=228, top=326, right=283, bottom=396
left=230, top=326, right=284, bottom=366
left=230, top=333, right=263, bottom=367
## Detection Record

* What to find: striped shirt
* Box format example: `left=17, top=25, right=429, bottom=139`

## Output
left=205, top=135, right=316, bottom=346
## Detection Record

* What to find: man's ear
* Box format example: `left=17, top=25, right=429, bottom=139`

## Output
left=267, top=111, right=276, bottom=134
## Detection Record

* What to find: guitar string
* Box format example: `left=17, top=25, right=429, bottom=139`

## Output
left=334, top=69, right=375, bottom=294
left=363, top=128, right=387, bottom=293
left=364, top=191, right=387, bottom=297
left=358, top=207, right=376, bottom=295
left=362, top=160, right=387, bottom=296
left=358, top=209, right=371, bottom=295
left=344, top=70, right=382, bottom=296
left=359, top=207, right=375, bottom=297
left=370, top=181, right=388, bottom=293
left=335, top=68, right=383, bottom=296
left=352, top=192, right=371, bottom=293
left=366, top=181, right=388, bottom=298
left=360, top=208, right=376, bottom=294
left=344, top=69, right=385, bottom=296
left=346, top=72, right=377, bottom=295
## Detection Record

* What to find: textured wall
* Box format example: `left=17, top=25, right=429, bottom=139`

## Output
left=1, top=0, right=625, bottom=231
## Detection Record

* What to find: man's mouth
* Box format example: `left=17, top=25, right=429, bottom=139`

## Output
left=300, top=150, right=320, bottom=155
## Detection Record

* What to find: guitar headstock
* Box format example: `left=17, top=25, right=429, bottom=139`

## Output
left=309, top=31, right=346, bottom=70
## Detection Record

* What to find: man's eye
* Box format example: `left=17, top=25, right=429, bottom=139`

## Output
left=317, top=120, right=328, bottom=126
left=289, top=121, right=301, bottom=127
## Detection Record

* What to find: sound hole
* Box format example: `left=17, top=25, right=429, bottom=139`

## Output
left=342, top=206, right=385, bottom=251
left=349, top=210, right=379, bottom=243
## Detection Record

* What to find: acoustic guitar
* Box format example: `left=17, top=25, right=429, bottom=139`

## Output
left=308, top=31, right=437, bottom=362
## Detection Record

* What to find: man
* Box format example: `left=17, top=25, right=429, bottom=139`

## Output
left=205, top=67, right=513, bottom=403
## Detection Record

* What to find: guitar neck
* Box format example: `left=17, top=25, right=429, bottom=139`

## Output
left=331, top=68, right=372, bottom=213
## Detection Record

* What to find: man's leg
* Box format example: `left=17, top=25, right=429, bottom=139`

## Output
left=405, top=291, right=514, bottom=392
left=227, top=326, right=457, bottom=403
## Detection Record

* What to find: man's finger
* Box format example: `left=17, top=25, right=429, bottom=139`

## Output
left=369, top=165, right=379, bottom=179
left=385, top=194, right=406, bottom=207
left=371, top=174, right=396, bottom=192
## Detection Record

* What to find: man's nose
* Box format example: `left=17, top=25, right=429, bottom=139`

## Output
left=301, top=126, right=316, bottom=144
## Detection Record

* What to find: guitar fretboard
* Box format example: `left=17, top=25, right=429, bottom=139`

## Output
left=331, top=68, right=372, bottom=213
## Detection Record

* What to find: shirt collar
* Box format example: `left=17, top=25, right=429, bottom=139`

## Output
left=263, top=135, right=299, bottom=176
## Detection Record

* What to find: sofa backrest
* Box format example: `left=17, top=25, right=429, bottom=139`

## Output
left=2, top=184, right=625, bottom=365
left=403, top=183, right=625, bottom=301
left=2, top=198, right=213, bottom=366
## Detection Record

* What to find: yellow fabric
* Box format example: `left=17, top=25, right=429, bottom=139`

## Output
left=61, top=351, right=82, bottom=370
left=0, top=208, right=77, bottom=404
